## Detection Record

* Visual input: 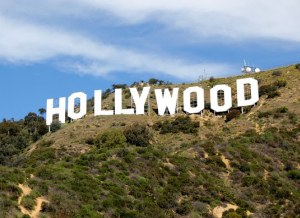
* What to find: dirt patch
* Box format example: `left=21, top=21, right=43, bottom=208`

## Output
left=221, top=155, right=231, bottom=171
left=263, top=169, right=269, bottom=181
left=163, top=158, right=176, bottom=170
left=18, top=183, right=49, bottom=218
left=31, top=197, right=49, bottom=218
left=212, top=203, right=238, bottom=218
left=247, top=98, right=266, bottom=120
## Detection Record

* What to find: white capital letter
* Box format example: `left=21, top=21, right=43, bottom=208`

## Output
left=130, top=87, right=150, bottom=115
left=68, top=92, right=87, bottom=120
left=183, top=87, right=204, bottom=114
left=237, top=78, right=259, bottom=107
left=94, top=90, right=114, bottom=116
left=115, top=89, right=135, bottom=115
left=46, top=97, right=66, bottom=125
left=210, top=85, right=232, bottom=112
left=155, top=88, right=179, bottom=115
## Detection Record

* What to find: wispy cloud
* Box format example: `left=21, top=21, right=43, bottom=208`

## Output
left=0, top=0, right=299, bottom=80
left=71, top=0, right=300, bottom=42
left=0, top=15, right=233, bottom=80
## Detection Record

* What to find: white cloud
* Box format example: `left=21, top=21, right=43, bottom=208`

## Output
left=1, top=0, right=300, bottom=42
left=0, top=15, right=233, bottom=80
left=1, top=0, right=298, bottom=80
left=70, top=0, right=300, bottom=42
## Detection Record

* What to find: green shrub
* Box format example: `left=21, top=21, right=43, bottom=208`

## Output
left=38, top=139, right=54, bottom=147
left=259, top=84, right=278, bottom=96
left=176, top=201, right=192, bottom=215
left=274, top=80, right=287, bottom=88
left=85, top=137, right=95, bottom=145
left=267, top=91, right=280, bottom=99
left=272, top=70, right=282, bottom=76
left=21, top=195, right=36, bottom=210
left=287, top=170, right=300, bottom=180
left=154, top=116, right=199, bottom=134
left=209, top=76, right=215, bottom=83
left=50, top=121, right=61, bottom=132
left=226, top=109, right=241, bottom=122
left=275, top=107, right=288, bottom=113
left=288, top=113, right=298, bottom=124
left=295, top=63, right=300, bottom=70
left=258, top=111, right=272, bottom=118
left=94, top=129, right=126, bottom=148
left=124, top=123, right=152, bottom=147
left=223, top=211, right=242, bottom=218
left=259, top=80, right=286, bottom=98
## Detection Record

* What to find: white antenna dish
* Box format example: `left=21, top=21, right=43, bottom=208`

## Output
left=246, top=67, right=252, bottom=73
left=241, top=60, right=260, bottom=74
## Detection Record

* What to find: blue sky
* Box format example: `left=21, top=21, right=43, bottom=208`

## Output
left=0, top=0, right=300, bottom=120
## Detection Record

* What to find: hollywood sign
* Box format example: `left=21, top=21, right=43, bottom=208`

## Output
left=46, top=78, right=259, bottom=125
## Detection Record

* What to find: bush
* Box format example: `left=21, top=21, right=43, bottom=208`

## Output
left=259, top=80, right=286, bottom=98
left=175, top=201, right=192, bottom=215
left=272, top=70, right=282, bottom=76
left=112, top=84, right=127, bottom=90
left=209, top=77, right=215, bottom=82
left=223, top=211, right=242, bottom=218
left=50, top=121, right=61, bottom=132
left=288, top=113, right=298, bottom=124
left=274, top=80, right=287, bottom=88
left=102, top=88, right=112, bottom=99
left=21, top=195, right=36, bottom=210
left=287, top=170, right=300, bottom=180
left=259, top=84, right=278, bottom=96
left=258, top=111, right=272, bottom=118
left=267, top=91, right=280, bottom=99
left=85, top=137, right=95, bottom=145
left=124, top=123, right=152, bottom=147
left=154, top=116, right=199, bottom=134
left=94, top=129, right=126, bottom=148
left=275, top=107, right=288, bottom=113
left=226, top=109, right=241, bottom=122
left=295, top=63, right=300, bottom=70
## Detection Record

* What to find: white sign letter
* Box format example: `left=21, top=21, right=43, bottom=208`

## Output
left=46, top=97, right=66, bottom=125
left=115, top=89, right=135, bottom=115
left=183, top=87, right=204, bottom=114
left=237, top=78, right=259, bottom=107
left=94, top=90, right=114, bottom=116
left=130, top=87, right=150, bottom=115
left=68, top=92, right=87, bottom=120
left=155, top=88, right=179, bottom=115
left=210, top=85, right=232, bottom=112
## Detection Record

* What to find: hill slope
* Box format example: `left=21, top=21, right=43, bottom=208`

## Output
left=1, top=65, right=300, bottom=218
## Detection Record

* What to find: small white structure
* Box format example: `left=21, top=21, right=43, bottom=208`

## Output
left=241, top=60, right=261, bottom=74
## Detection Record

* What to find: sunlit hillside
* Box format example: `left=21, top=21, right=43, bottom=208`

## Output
left=1, top=64, right=300, bottom=218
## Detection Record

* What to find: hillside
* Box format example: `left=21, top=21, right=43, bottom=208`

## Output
left=1, top=64, right=300, bottom=218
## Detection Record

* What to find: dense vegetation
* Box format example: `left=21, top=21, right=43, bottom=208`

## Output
left=0, top=112, right=48, bottom=165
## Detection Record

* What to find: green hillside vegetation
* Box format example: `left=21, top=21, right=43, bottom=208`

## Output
left=0, top=64, right=300, bottom=218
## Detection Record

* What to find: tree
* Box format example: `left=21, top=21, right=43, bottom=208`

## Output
left=39, top=108, right=46, bottom=116
left=112, top=84, right=127, bottom=90
left=148, top=78, right=159, bottom=85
